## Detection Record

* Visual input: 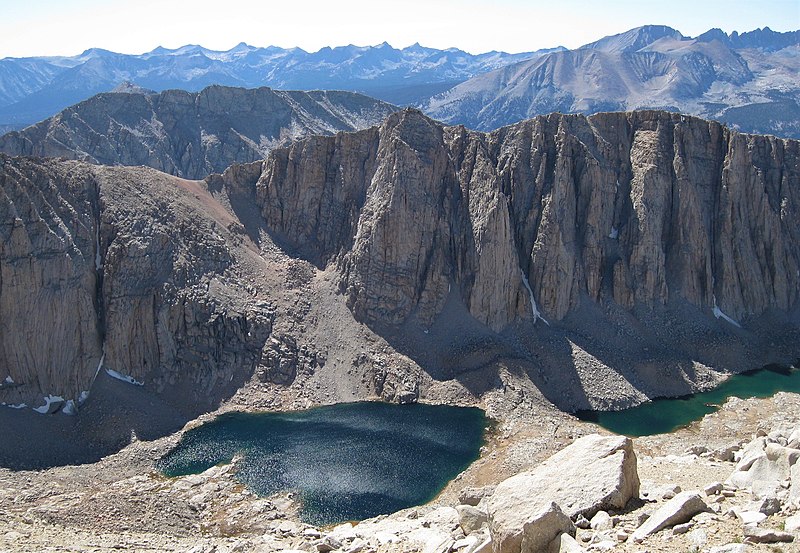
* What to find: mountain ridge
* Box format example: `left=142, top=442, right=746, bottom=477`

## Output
left=0, top=42, right=557, bottom=129
left=423, top=25, right=800, bottom=137
left=0, top=85, right=398, bottom=179
left=1, top=108, right=797, bottom=419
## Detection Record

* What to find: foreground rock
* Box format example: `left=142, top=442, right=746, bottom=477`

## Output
left=487, top=434, right=639, bottom=520
left=743, top=525, right=794, bottom=544
left=486, top=434, right=638, bottom=553
left=629, top=491, right=709, bottom=541
left=727, top=423, right=800, bottom=513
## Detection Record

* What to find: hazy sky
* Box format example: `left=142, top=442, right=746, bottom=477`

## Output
left=2, top=0, right=799, bottom=58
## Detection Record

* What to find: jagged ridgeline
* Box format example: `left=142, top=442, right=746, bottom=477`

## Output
left=0, top=109, right=798, bottom=416
left=0, top=85, right=398, bottom=180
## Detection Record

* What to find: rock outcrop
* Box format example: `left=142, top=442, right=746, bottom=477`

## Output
left=259, top=109, right=800, bottom=328
left=0, top=154, right=273, bottom=412
left=0, top=86, right=397, bottom=179
left=485, top=435, right=639, bottom=524
left=629, top=491, right=709, bottom=541
left=2, top=108, right=799, bottom=417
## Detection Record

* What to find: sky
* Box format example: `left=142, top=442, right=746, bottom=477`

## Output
left=1, top=0, right=799, bottom=58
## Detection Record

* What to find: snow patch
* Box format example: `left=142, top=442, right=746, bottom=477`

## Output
left=62, top=400, right=77, bottom=416
left=1, top=403, right=26, bottom=409
left=520, top=269, right=549, bottom=326
left=93, top=352, right=106, bottom=380
left=3, top=376, right=13, bottom=385
left=33, top=395, right=65, bottom=414
left=609, top=227, right=619, bottom=239
left=78, top=390, right=90, bottom=405
left=106, top=369, right=144, bottom=386
left=712, top=296, right=741, bottom=328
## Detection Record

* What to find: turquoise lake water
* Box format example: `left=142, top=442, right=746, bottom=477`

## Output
left=157, top=402, right=486, bottom=525
left=575, top=364, right=800, bottom=436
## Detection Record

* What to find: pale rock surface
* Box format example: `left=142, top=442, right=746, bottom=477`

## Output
left=487, top=434, right=639, bottom=523
left=709, top=545, right=747, bottom=553
left=630, top=491, right=709, bottom=541
left=733, top=510, right=766, bottom=525
left=551, top=533, right=587, bottom=553
left=589, top=511, right=613, bottom=531
left=743, top=525, right=795, bottom=544
left=487, top=500, right=574, bottom=553
left=459, top=486, right=496, bottom=507
left=456, top=505, right=488, bottom=534
left=785, top=512, right=800, bottom=532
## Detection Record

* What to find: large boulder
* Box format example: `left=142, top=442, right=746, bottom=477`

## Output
left=487, top=500, right=574, bottom=553
left=485, top=434, right=638, bottom=553
left=791, top=462, right=800, bottom=507
left=551, top=533, right=587, bottom=553
left=729, top=429, right=800, bottom=511
left=488, top=434, right=639, bottom=521
left=630, top=491, right=709, bottom=541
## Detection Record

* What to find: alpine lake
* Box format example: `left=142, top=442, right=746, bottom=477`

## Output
left=576, top=363, right=800, bottom=436
left=157, top=402, right=487, bottom=526
left=158, top=363, right=799, bottom=525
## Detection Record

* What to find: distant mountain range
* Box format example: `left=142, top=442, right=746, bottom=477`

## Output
left=0, top=42, right=558, bottom=129
left=0, top=86, right=397, bottom=179
left=0, top=26, right=797, bottom=138
left=424, top=26, right=800, bottom=137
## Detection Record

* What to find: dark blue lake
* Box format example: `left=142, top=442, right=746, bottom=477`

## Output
left=576, top=364, right=800, bottom=436
left=157, top=402, right=486, bottom=525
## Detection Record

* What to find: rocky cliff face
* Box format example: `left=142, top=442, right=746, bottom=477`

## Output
left=0, top=154, right=273, bottom=413
left=0, top=86, right=397, bottom=180
left=258, top=109, right=800, bottom=330
left=1, top=109, right=798, bottom=421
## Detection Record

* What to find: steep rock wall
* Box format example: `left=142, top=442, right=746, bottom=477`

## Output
left=0, top=156, right=273, bottom=412
left=257, top=109, right=800, bottom=330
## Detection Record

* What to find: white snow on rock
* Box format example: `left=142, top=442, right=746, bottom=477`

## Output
left=3, top=375, right=13, bottom=384
left=78, top=390, right=90, bottom=404
left=1, top=403, right=26, bottom=409
left=520, top=269, right=549, bottom=326
left=106, top=368, right=144, bottom=386
left=93, top=352, right=106, bottom=380
left=33, top=395, right=65, bottom=414
left=712, top=296, right=741, bottom=328
left=62, top=400, right=78, bottom=416
left=609, top=227, right=619, bottom=239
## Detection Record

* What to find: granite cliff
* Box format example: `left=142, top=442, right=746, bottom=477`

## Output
left=260, top=108, right=799, bottom=329
left=0, top=155, right=274, bottom=417
left=257, top=109, right=800, bottom=407
left=0, top=86, right=397, bottom=179
left=0, top=109, right=798, bottom=428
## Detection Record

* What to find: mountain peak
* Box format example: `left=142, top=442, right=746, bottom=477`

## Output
left=110, top=81, right=156, bottom=95
left=581, top=25, right=684, bottom=53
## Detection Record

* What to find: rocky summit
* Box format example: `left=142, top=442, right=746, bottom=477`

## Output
left=1, top=108, right=798, bottom=435
left=424, top=26, right=800, bottom=137
left=0, top=85, right=397, bottom=179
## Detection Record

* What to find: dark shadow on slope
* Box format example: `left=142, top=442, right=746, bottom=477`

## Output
left=0, top=372, right=188, bottom=471
left=367, top=286, right=594, bottom=411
